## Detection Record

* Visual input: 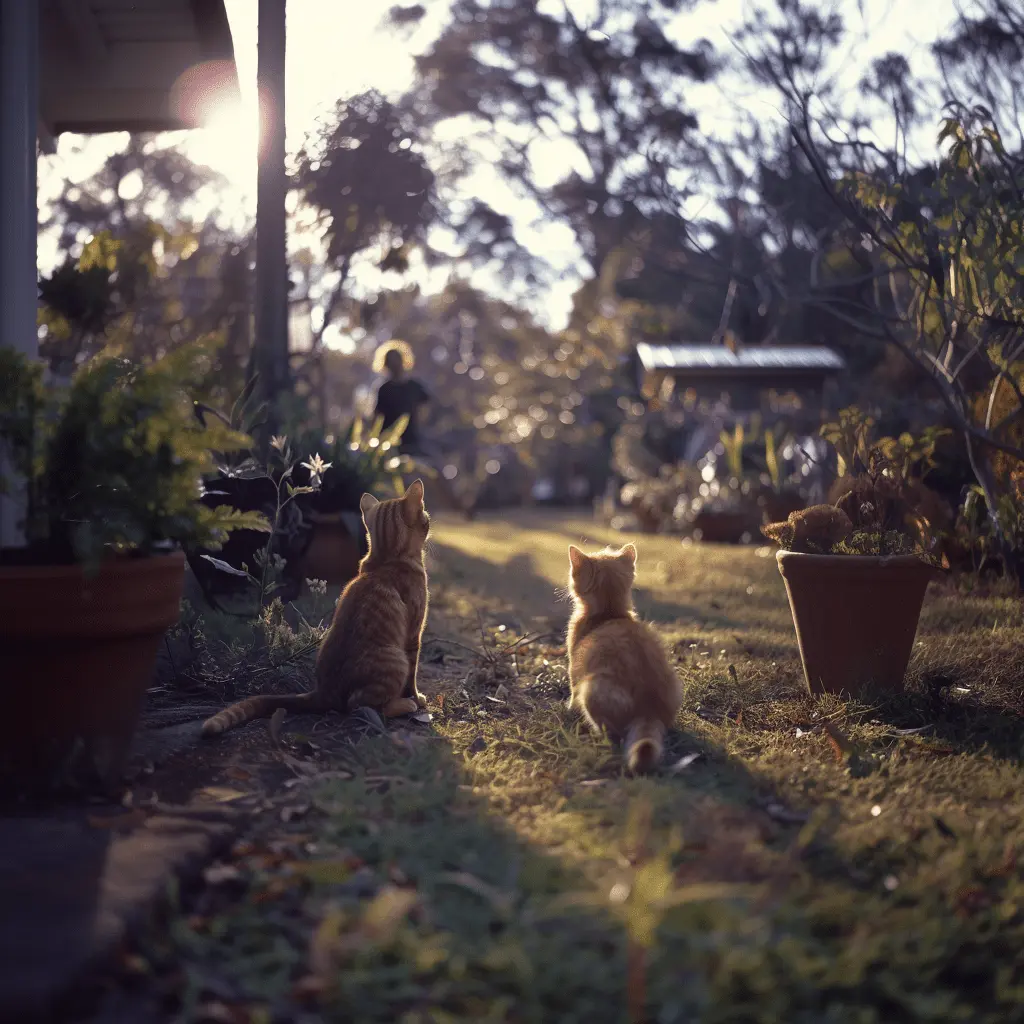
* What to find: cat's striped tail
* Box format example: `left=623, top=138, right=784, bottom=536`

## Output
left=201, top=692, right=318, bottom=737
left=624, top=718, right=665, bottom=774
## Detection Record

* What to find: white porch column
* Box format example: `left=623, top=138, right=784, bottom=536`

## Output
left=0, top=0, right=40, bottom=549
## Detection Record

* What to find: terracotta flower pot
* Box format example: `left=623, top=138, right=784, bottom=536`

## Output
left=776, top=551, right=937, bottom=697
left=692, top=509, right=759, bottom=544
left=760, top=489, right=805, bottom=524
left=0, top=551, right=185, bottom=798
left=291, top=511, right=364, bottom=585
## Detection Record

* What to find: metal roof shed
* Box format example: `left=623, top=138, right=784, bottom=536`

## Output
left=636, top=342, right=847, bottom=395
left=0, top=0, right=238, bottom=547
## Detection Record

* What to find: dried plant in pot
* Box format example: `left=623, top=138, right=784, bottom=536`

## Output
left=763, top=409, right=947, bottom=697
left=0, top=340, right=266, bottom=800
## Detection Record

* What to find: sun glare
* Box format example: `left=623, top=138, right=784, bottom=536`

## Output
left=187, top=97, right=260, bottom=192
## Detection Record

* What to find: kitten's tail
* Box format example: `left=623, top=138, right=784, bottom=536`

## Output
left=201, top=692, right=317, bottom=737
left=624, top=718, right=665, bottom=774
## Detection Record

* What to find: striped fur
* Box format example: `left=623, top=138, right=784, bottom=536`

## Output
left=201, top=480, right=431, bottom=737
left=565, top=544, right=682, bottom=773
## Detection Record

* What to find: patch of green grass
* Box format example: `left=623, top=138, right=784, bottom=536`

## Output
left=143, top=511, right=1023, bottom=1022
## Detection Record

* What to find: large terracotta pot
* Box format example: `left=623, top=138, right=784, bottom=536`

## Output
left=776, top=551, right=938, bottom=697
left=0, top=551, right=185, bottom=798
left=291, top=511, right=364, bottom=585
left=691, top=509, right=759, bottom=544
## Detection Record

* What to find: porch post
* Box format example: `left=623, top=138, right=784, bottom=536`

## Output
left=0, top=0, right=40, bottom=550
left=254, top=0, right=289, bottom=443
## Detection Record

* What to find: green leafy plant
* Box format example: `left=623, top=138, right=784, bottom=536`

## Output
left=801, top=109, right=1024, bottom=582
left=201, top=434, right=332, bottom=613
left=0, top=337, right=269, bottom=568
left=299, top=412, right=417, bottom=506
left=763, top=408, right=948, bottom=563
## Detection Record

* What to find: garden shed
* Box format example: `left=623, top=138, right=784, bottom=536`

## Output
left=635, top=341, right=846, bottom=413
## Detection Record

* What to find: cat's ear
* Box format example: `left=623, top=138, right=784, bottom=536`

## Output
left=568, top=545, right=586, bottom=571
left=619, top=543, right=637, bottom=565
left=404, top=478, right=425, bottom=506
left=359, top=492, right=380, bottom=521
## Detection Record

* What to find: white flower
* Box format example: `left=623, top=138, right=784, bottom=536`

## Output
left=301, top=453, right=333, bottom=488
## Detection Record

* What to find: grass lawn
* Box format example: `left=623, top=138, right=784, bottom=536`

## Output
left=136, top=511, right=1023, bottom=1023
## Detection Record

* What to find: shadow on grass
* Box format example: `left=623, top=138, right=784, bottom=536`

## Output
left=429, top=539, right=745, bottom=634
left=856, top=669, right=1024, bottom=763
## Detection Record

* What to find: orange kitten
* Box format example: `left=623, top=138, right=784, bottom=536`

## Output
left=565, top=544, right=682, bottom=773
left=201, top=480, right=431, bottom=737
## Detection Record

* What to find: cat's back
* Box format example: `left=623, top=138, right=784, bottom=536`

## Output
left=572, top=614, right=679, bottom=703
left=573, top=614, right=663, bottom=662
left=329, top=561, right=425, bottom=637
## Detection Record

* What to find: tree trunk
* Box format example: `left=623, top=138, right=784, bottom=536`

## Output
left=964, top=428, right=1024, bottom=586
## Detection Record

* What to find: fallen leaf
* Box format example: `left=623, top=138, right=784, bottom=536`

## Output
left=87, top=807, right=149, bottom=830
left=436, top=871, right=513, bottom=916
left=281, top=803, right=310, bottom=823
left=203, top=862, right=244, bottom=885
left=362, top=885, right=418, bottom=942
left=823, top=721, right=854, bottom=763
left=764, top=803, right=809, bottom=824
left=350, top=706, right=386, bottom=730
left=293, top=858, right=359, bottom=884
left=467, top=736, right=487, bottom=756
left=269, top=707, right=287, bottom=748
left=309, top=906, right=345, bottom=980
left=278, top=751, right=319, bottom=776
left=411, top=711, right=434, bottom=723
left=225, top=766, right=253, bottom=781
left=907, top=738, right=957, bottom=756
left=668, top=752, right=702, bottom=773
left=200, top=555, right=249, bottom=578
left=891, top=725, right=932, bottom=736
left=194, top=1001, right=240, bottom=1024
left=196, top=786, right=250, bottom=803
left=292, top=974, right=328, bottom=1006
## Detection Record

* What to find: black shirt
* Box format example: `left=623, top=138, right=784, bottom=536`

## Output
left=374, top=378, right=430, bottom=448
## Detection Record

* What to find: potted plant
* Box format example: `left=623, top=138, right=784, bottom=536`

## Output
left=188, top=411, right=415, bottom=602
left=763, top=408, right=947, bottom=697
left=290, top=413, right=414, bottom=585
left=684, top=422, right=762, bottom=543
left=756, top=426, right=807, bottom=524
left=0, top=340, right=265, bottom=798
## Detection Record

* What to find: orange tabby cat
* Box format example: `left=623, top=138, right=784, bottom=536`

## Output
left=565, top=543, right=682, bottom=773
left=201, top=480, right=431, bottom=737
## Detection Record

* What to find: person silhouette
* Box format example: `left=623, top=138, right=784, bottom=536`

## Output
left=372, top=340, right=431, bottom=456
left=371, top=340, right=474, bottom=518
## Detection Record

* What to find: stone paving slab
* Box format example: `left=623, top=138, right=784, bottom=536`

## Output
left=0, top=802, right=244, bottom=1023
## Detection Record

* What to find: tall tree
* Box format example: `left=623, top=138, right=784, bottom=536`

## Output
left=38, top=142, right=252, bottom=398
left=389, top=0, right=719, bottom=278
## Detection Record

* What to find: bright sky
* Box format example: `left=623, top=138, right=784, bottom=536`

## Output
left=38, top=0, right=963, bottom=341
